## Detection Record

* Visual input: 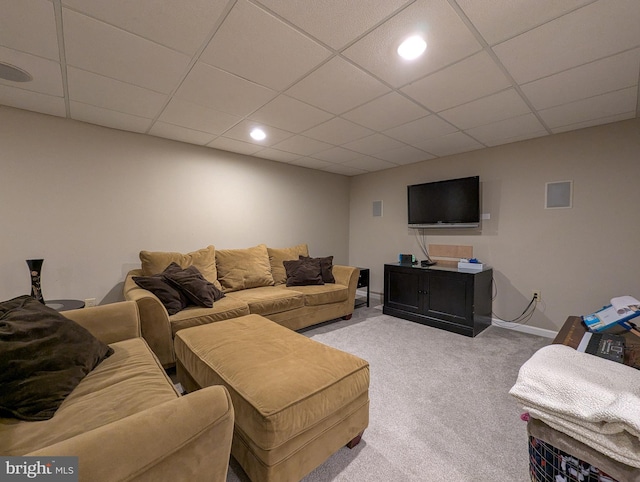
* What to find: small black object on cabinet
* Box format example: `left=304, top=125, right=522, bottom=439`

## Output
left=383, top=263, right=492, bottom=337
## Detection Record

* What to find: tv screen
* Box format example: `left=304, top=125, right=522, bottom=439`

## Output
left=407, top=176, right=480, bottom=228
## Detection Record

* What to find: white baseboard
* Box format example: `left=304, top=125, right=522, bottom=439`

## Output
left=491, top=318, right=558, bottom=339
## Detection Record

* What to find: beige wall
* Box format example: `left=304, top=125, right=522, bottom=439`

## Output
left=349, top=118, right=640, bottom=331
left=0, top=107, right=350, bottom=304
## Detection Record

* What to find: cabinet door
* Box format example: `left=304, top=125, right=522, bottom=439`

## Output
left=425, top=271, right=473, bottom=326
left=384, top=266, right=423, bottom=314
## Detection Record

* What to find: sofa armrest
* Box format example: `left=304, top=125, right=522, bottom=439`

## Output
left=64, top=301, right=140, bottom=344
left=333, top=265, right=360, bottom=309
left=29, top=386, right=234, bottom=482
left=124, top=270, right=175, bottom=367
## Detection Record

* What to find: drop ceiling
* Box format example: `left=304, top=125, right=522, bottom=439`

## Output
left=1, top=0, right=639, bottom=176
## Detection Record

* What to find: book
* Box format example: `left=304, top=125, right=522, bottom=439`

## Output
left=583, top=303, right=640, bottom=333
left=611, top=295, right=640, bottom=315
left=576, top=332, right=625, bottom=363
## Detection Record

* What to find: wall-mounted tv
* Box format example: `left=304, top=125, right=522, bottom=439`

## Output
left=407, top=176, right=480, bottom=228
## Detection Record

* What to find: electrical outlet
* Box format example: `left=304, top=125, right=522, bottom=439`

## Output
left=532, top=290, right=541, bottom=302
left=84, top=298, right=96, bottom=308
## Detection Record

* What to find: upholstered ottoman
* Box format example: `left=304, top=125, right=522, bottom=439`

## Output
left=174, top=314, right=370, bottom=482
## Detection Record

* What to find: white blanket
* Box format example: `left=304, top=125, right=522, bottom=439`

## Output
left=509, top=344, right=640, bottom=468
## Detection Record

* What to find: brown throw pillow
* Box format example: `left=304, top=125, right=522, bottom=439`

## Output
left=164, top=265, right=224, bottom=308
left=0, top=295, right=114, bottom=421
left=283, top=258, right=324, bottom=286
left=300, top=255, right=335, bottom=283
left=133, top=263, right=188, bottom=315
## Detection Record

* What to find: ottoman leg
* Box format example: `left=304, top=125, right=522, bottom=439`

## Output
left=346, top=431, right=364, bottom=449
left=342, top=313, right=353, bottom=320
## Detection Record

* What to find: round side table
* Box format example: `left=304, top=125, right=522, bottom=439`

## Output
left=45, top=299, right=86, bottom=312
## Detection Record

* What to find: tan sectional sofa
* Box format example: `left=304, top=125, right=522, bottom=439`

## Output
left=0, top=301, right=235, bottom=482
left=123, top=244, right=359, bottom=368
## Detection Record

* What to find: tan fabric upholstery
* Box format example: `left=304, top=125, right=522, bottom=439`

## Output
left=216, top=244, right=274, bottom=292
left=226, top=286, right=304, bottom=316
left=175, top=314, right=369, bottom=482
left=1, top=301, right=235, bottom=482
left=140, top=245, right=222, bottom=291
left=267, top=243, right=309, bottom=285
left=277, top=283, right=348, bottom=306
left=169, top=297, right=250, bottom=336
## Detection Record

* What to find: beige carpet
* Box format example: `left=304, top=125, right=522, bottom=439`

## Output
left=226, top=306, right=550, bottom=481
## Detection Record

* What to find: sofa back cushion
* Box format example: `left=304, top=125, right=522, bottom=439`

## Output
left=139, top=245, right=222, bottom=291
left=267, top=244, right=309, bottom=285
left=216, top=244, right=274, bottom=293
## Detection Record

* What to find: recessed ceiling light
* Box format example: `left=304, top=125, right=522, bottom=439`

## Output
left=250, top=128, right=266, bottom=141
left=397, top=36, right=427, bottom=61
left=0, top=61, right=33, bottom=82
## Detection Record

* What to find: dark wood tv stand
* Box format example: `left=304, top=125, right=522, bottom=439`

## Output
left=383, top=263, right=493, bottom=337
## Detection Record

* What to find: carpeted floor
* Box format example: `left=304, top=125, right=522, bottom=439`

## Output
left=226, top=306, right=550, bottom=482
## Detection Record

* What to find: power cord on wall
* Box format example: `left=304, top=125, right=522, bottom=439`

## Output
left=491, top=277, right=538, bottom=325
left=414, top=229, right=434, bottom=263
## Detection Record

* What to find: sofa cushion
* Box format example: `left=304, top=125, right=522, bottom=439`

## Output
left=168, top=297, right=251, bottom=337
left=0, top=296, right=114, bottom=421
left=216, top=244, right=274, bottom=293
left=0, top=337, right=178, bottom=455
left=164, top=264, right=225, bottom=308
left=226, top=287, right=305, bottom=316
left=278, top=284, right=349, bottom=306
left=267, top=244, right=309, bottom=285
left=283, top=258, right=324, bottom=287
left=133, top=263, right=189, bottom=315
left=140, top=245, right=223, bottom=291
left=300, top=255, right=335, bottom=283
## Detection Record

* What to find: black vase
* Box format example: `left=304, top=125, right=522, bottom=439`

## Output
left=26, top=259, right=44, bottom=304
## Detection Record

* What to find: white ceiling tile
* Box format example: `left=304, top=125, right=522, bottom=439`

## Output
left=342, top=0, right=482, bottom=87
left=522, top=49, right=640, bottom=110
left=249, top=95, right=333, bottom=133
left=465, top=113, right=547, bottom=145
left=493, top=0, right=640, bottom=84
left=70, top=101, right=153, bottom=133
left=0, top=0, right=59, bottom=60
left=343, top=155, right=397, bottom=172
left=303, top=117, right=374, bottom=145
left=373, top=145, right=435, bottom=164
left=539, top=87, right=638, bottom=129
left=551, top=111, right=636, bottom=133
left=456, top=0, right=594, bottom=45
left=342, top=133, right=404, bottom=155
left=0, top=84, right=65, bottom=117
left=0, top=47, right=63, bottom=96
left=63, top=9, right=191, bottom=93
left=255, top=0, right=408, bottom=49
left=221, top=119, right=293, bottom=147
left=320, top=163, right=367, bottom=176
left=439, top=89, right=532, bottom=130
left=311, top=147, right=361, bottom=163
left=200, top=0, right=330, bottom=90
left=148, top=122, right=216, bottom=145
left=207, top=137, right=263, bottom=155
left=384, top=115, right=457, bottom=144
left=286, top=57, right=390, bottom=115
left=401, top=51, right=511, bottom=112
left=68, top=67, right=166, bottom=119
left=272, top=135, right=333, bottom=156
left=62, top=0, right=227, bottom=55
left=254, top=148, right=300, bottom=163
left=342, top=92, right=429, bottom=131
left=174, top=62, right=276, bottom=117
left=416, top=131, right=484, bottom=157
left=289, top=157, right=335, bottom=170
left=158, top=98, right=241, bottom=135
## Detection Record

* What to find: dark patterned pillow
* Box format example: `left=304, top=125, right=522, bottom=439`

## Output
left=283, top=258, right=324, bottom=287
left=133, top=262, right=188, bottom=315
left=0, top=295, right=114, bottom=421
left=164, top=264, right=224, bottom=308
left=299, top=255, right=335, bottom=283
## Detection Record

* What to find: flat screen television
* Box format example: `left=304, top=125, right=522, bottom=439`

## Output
left=407, top=176, right=480, bottom=228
